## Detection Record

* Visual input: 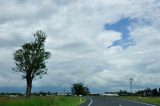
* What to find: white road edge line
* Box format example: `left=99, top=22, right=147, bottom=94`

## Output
left=88, top=99, right=93, bottom=106
left=126, top=99, right=156, bottom=106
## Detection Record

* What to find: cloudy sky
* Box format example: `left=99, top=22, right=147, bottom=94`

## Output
left=0, top=0, right=160, bottom=93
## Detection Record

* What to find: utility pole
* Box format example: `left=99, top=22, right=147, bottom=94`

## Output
left=129, top=78, right=133, bottom=94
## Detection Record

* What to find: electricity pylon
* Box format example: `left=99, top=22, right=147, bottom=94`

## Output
left=129, top=78, right=133, bottom=94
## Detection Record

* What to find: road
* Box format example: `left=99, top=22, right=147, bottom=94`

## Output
left=80, top=96, right=156, bottom=106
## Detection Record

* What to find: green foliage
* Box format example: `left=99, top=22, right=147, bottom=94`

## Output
left=0, top=96, right=82, bottom=106
left=13, top=30, right=51, bottom=79
left=13, top=30, right=51, bottom=96
left=72, top=83, right=90, bottom=96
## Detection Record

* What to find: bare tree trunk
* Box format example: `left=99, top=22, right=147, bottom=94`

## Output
left=26, top=78, right=32, bottom=97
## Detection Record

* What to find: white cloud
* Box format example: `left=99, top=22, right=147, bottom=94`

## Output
left=0, top=0, right=160, bottom=92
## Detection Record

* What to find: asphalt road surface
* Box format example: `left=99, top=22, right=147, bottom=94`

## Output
left=80, top=96, right=156, bottom=106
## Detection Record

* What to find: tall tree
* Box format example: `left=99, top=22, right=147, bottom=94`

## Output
left=13, top=30, right=51, bottom=97
left=72, top=83, right=90, bottom=96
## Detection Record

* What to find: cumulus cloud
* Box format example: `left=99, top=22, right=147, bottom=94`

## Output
left=0, top=0, right=160, bottom=92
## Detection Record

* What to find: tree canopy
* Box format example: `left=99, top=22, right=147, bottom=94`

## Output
left=13, top=30, right=51, bottom=96
left=71, top=83, right=90, bottom=96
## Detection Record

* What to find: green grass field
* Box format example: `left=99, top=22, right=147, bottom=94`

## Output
left=120, top=96, right=160, bottom=106
left=0, top=96, right=85, bottom=106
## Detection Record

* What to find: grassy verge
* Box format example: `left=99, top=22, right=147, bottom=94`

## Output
left=119, top=96, right=160, bottom=106
left=0, top=96, right=85, bottom=106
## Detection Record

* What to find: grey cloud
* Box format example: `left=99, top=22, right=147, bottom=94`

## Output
left=0, top=1, right=57, bottom=24
left=0, top=36, right=25, bottom=48
left=55, top=41, right=95, bottom=54
left=0, top=0, right=160, bottom=92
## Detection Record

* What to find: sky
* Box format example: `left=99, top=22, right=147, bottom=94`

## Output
left=0, top=0, right=160, bottom=93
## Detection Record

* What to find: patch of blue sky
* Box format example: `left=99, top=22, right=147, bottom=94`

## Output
left=104, top=18, right=135, bottom=49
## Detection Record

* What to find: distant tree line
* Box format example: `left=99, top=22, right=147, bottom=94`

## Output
left=32, top=91, right=58, bottom=96
left=117, top=90, right=131, bottom=96
left=0, top=91, right=58, bottom=96
left=0, top=83, right=91, bottom=97
left=136, top=88, right=160, bottom=97
left=117, top=88, right=160, bottom=97
left=0, top=92, right=23, bottom=96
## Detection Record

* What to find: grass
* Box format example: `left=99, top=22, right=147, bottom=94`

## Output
left=119, top=96, right=160, bottom=106
left=0, top=96, right=85, bottom=106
